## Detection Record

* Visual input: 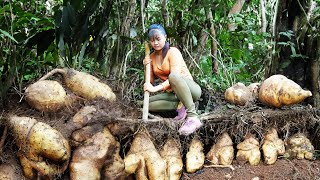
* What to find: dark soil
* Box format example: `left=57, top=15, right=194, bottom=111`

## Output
left=184, top=159, right=320, bottom=180
left=1, top=89, right=320, bottom=180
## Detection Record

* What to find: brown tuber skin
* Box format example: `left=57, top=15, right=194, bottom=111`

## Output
left=39, top=68, right=116, bottom=102
left=236, top=134, right=261, bottom=166
left=262, top=128, right=285, bottom=165
left=258, top=75, right=312, bottom=108
left=186, top=137, right=205, bottom=173
left=70, top=126, right=125, bottom=180
left=0, top=164, right=18, bottom=180
left=160, top=138, right=183, bottom=180
left=103, top=140, right=126, bottom=180
left=68, top=105, right=98, bottom=131
left=284, top=133, right=314, bottom=160
left=70, top=124, right=104, bottom=146
left=124, top=131, right=166, bottom=180
left=206, top=132, right=234, bottom=165
left=25, top=80, right=75, bottom=112
left=7, top=115, right=70, bottom=179
left=225, top=82, right=253, bottom=105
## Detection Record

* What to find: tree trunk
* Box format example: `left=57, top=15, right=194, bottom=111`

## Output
left=97, top=0, right=113, bottom=72
left=266, top=0, right=320, bottom=107
left=260, top=0, right=267, bottom=33
left=206, top=8, right=218, bottom=74
left=161, top=0, right=169, bottom=27
left=227, top=0, right=246, bottom=31
left=109, top=0, right=137, bottom=79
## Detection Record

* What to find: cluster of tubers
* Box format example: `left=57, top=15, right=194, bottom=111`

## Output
left=225, top=74, right=312, bottom=107
left=1, top=69, right=120, bottom=179
left=25, top=68, right=116, bottom=112
left=2, top=113, right=317, bottom=179
left=1, top=70, right=317, bottom=179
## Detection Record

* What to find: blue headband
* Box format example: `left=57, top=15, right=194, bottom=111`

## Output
left=147, top=24, right=166, bottom=37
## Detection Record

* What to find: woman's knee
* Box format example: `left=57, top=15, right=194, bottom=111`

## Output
left=193, top=86, right=202, bottom=100
left=168, top=72, right=181, bottom=82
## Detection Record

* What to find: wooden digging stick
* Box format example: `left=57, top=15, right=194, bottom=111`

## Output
left=142, top=41, right=151, bottom=121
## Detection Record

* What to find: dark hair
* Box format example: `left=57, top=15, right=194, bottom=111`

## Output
left=147, top=24, right=170, bottom=59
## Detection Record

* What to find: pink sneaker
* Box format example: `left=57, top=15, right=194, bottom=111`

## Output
left=174, top=105, right=187, bottom=121
left=178, top=117, right=202, bottom=136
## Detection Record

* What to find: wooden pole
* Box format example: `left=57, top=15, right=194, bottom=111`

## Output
left=143, top=41, right=151, bottom=121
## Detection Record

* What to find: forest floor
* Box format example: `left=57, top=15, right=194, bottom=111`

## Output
left=1, top=89, right=320, bottom=180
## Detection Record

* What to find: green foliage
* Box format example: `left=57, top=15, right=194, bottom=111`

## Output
left=0, top=0, right=280, bottom=106
left=196, top=4, right=270, bottom=91
left=277, top=30, right=308, bottom=60
left=0, top=0, right=57, bottom=105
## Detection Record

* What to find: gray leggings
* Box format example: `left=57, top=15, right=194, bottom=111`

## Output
left=149, top=72, right=201, bottom=115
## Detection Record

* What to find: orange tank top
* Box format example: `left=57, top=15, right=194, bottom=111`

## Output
left=149, top=47, right=193, bottom=91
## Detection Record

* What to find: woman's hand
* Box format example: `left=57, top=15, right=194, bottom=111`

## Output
left=143, top=57, right=152, bottom=66
left=144, top=82, right=163, bottom=93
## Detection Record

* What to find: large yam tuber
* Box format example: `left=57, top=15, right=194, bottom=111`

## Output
left=284, top=133, right=314, bottom=160
left=258, top=75, right=312, bottom=108
left=160, top=138, right=183, bottom=180
left=225, top=82, right=253, bottom=105
left=124, top=131, right=166, bottom=180
left=186, top=137, right=205, bottom=173
left=7, top=115, right=70, bottom=179
left=206, top=132, right=234, bottom=165
left=25, top=80, right=74, bottom=112
left=39, top=68, right=116, bottom=102
left=262, top=128, right=285, bottom=165
left=236, top=134, right=261, bottom=166
left=70, top=126, right=124, bottom=180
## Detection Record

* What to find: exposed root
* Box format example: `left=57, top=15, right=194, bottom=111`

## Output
left=38, top=68, right=66, bottom=81
left=0, top=126, right=7, bottom=153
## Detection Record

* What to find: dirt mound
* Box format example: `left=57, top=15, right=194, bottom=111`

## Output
left=1, top=92, right=320, bottom=179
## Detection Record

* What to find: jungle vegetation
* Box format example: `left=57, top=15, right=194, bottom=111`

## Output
left=0, top=0, right=319, bottom=108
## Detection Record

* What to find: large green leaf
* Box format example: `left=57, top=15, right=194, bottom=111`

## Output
left=0, top=29, right=18, bottom=43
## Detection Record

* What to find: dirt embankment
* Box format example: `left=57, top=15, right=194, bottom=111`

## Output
left=1, top=92, right=320, bottom=179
